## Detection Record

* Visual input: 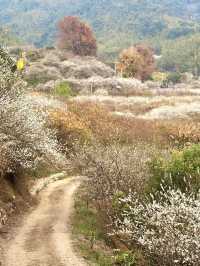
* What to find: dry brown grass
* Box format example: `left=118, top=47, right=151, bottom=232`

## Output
left=67, top=101, right=164, bottom=145
left=48, top=109, right=91, bottom=155
left=159, top=120, right=200, bottom=147
left=72, top=95, right=200, bottom=119
left=43, top=95, right=200, bottom=152
left=68, top=102, right=124, bottom=144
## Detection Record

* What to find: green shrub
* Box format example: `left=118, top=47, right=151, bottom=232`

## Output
left=167, top=72, right=182, bottom=84
left=147, top=156, right=166, bottom=193
left=148, top=144, right=200, bottom=194
left=54, top=81, right=74, bottom=98
left=114, top=251, right=136, bottom=266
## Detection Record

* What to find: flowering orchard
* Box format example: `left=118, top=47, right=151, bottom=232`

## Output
left=72, top=127, right=200, bottom=265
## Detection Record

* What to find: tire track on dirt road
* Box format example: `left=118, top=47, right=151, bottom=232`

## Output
left=2, top=177, right=87, bottom=266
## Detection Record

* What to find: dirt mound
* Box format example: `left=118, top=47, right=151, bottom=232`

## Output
left=0, top=173, right=36, bottom=230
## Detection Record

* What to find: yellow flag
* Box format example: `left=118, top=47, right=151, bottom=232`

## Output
left=17, top=58, right=25, bottom=71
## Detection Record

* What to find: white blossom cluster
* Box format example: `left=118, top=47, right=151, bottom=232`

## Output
left=0, top=48, right=65, bottom=174
left=75, top=143, right=154, bottom=202
left=114, top=189, right=200, bottom=265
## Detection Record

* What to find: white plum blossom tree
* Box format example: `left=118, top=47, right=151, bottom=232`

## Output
left=114, top=189, right=200, bottom=266
left=0, top=48, right=65, bottom=175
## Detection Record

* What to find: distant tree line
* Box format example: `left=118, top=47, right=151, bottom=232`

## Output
left=159, top=34, right=200, bottom=77
left=57, top=16, right=156, bottom=81
left=57, top=16, right=200, bottom=81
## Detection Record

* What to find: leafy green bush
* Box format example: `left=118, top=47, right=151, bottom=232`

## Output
left=167, top=72, right=182, bottom=84
left=114, top=251, right=136, bottom=266
left=148, top=144, right=200, bottom=194
left=54, top=81, right=74, bottom=98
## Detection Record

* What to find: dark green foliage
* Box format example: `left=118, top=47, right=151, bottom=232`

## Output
left=72, top=192, right=114, bottom=266
left=158, top=34, right=200, bottom=75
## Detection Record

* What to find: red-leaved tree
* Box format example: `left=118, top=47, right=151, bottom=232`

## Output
left=135, top=44, right=155, bottom=81
left=57, top=16, right=97, bottom=56
left=117, top=44, right=155, bottom=81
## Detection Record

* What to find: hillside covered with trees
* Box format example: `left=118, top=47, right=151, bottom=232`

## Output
left=1, top=2, right=200, bottom=265
left=1, top=0, right=200, bottom=60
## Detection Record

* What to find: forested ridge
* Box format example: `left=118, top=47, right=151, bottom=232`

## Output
left=1, top=0, right=200, bottom=59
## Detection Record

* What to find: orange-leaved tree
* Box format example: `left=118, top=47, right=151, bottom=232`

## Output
left=57, top=16, right=97, bottom=56
left=117, top=46, right=144, bottom=79
left=117, top=44, right=155, bottom=81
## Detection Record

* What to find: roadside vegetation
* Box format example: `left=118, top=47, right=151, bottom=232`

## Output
left=59, top=98, right=200, bottom=265
left=0, top=48, right=66, bottom=227
left=72, top=188, right=114, bottom=266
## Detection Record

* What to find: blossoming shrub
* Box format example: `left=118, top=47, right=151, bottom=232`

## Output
left=114, top=189, right=200, bottom=266
left=148, top=144, right=200, bottom=194
left=73, top=142, right=156, bottom=224
left=0, top=48, right=65, bottom=175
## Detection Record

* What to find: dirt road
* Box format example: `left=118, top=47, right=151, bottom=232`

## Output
left=1, top=177, right=87, bottom=266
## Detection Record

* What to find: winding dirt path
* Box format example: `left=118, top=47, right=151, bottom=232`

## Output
left=2, top=177, right=87, bottom=266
